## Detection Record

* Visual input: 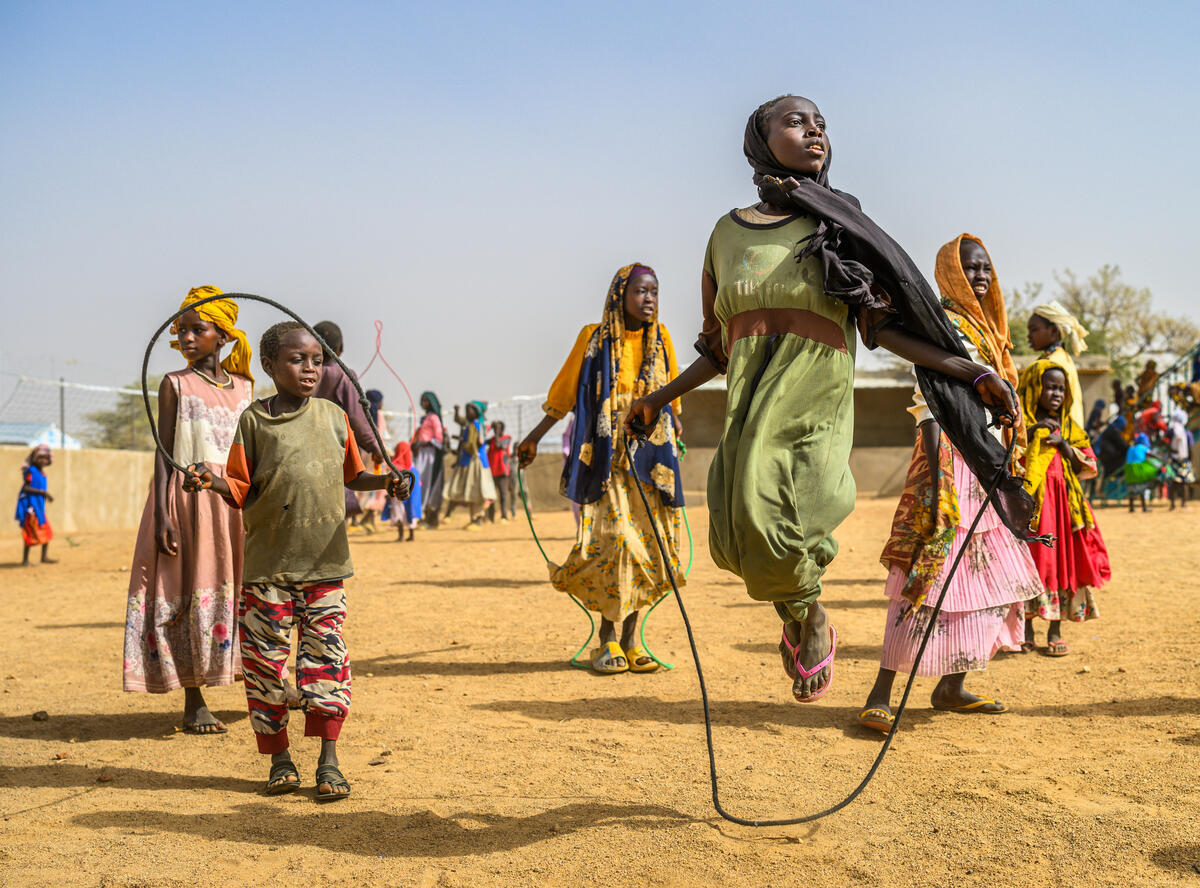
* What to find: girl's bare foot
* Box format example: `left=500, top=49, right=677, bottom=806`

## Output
left=182, top=687, right=227, bottom=734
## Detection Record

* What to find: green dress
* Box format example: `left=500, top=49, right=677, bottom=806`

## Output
left=701, top=208, right=867, bottom=623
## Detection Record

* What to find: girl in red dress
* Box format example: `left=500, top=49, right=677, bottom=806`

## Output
left=1017, top=359, right=1111, bottom=657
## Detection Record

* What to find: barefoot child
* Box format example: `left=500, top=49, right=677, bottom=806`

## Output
left=858, top=236, right=1043, bottom=732
left=123, top=287, right=253, bottom=732
left=519, top=264, right=684, bottom=675
left=626, top=95, right=1030, bottom=702
left=1018, top=361, right=1111, bottom=657
left=183, top=321, right=410, bottom=799
left=444, top=401, right=497, bottom=529
left=15, top=445, right=55, bottom=566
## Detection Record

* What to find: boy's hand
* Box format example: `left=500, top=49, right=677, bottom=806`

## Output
left=182, top=462, right=215, bottom=493
left=44, top=492, right=54, bottom=503
left=387, top=471, right=414, bottom=500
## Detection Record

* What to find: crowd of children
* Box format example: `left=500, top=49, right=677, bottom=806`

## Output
left=11, top=92, right=1198, bottom=800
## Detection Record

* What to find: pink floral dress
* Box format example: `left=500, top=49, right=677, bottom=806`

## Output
left=123, top=369, right=251, bottom=692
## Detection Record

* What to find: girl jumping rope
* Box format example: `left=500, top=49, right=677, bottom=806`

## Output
left=123, top=286, right=253, bottom=733
left=626, top=95, right=1030, bottom=702
left=519, top=264, right=684, bottom=675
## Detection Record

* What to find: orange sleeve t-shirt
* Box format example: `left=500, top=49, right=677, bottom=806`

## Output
left=224, top=397, right=364, bottom=586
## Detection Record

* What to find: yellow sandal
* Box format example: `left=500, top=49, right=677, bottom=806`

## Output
left=624, top=644, right=660, bottom=673
left=590, top=641, right=628, bottom=675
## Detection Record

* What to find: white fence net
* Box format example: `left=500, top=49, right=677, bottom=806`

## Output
left=0, top=372, right=568, bottom=454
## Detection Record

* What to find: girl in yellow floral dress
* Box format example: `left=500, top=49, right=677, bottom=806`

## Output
left=518, top=264, right=684, bottom=675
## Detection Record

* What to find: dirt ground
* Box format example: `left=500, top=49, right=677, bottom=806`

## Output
left=1, top=496, right=1197, bottom=888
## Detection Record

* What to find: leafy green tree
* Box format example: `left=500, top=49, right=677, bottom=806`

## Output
left=85, top=376, right=161, bottom=450
left=1008, top=266, right=1198, bottom=375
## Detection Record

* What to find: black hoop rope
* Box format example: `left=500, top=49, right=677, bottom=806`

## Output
left=623, top=417, right=1021, bottom=826
left=141, top=292, right=411, bottom=487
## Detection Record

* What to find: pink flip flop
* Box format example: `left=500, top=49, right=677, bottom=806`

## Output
left=780, top=624, right=837, bottom=703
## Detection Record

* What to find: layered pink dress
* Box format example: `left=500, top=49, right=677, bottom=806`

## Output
left=880, top=450, right=1044, bottom=677
left=123, top=369, right=251, bottom=692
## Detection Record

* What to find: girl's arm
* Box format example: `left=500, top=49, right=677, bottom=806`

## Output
left=874, top=327, right=1018, bottom=425
left=346, top=470, right=412, bottom=498
left=19, top=480, right=51, bottom=500
left=1045, top=433, right=1087, bottom=474
left=920, top=420, right=941, bottom=530
left=153, top=376, right=180, bottom=556
left=518, top=326, right=595, bottom=465
left=517, top=414, right=558, bottom=467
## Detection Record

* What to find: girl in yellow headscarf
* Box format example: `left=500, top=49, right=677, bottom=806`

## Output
left=1017, top=359, right=1111, bottom=657
left=124, top=286, right=254, bottom=732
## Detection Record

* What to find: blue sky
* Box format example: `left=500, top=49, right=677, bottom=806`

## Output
left=2, top=1, right=1197, bottom=414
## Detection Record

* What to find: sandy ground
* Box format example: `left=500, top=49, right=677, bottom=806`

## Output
left=1, top=496, right=1198, bottom=888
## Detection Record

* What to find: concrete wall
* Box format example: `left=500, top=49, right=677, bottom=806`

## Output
left=3, top=445, right=154, bottom=534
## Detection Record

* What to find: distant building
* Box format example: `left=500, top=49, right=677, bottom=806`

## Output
left=0, top=422, right=83, bottom=450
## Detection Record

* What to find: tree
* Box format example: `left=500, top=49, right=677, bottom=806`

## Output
left=1008, top=265, right=1198, bottom=375
left=85, top=377, right=161, bottom=450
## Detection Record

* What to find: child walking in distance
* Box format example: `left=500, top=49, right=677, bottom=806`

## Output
left=444, top=401, right=497, bottom=529
left=387, top=441, right=422, bottom=541
left=487, top=420, right=514, bottom=522
left=184, top=320, right=410, bottom=800
left=123, top=287, right=252, bottom=732
left=413, top=392, right=446, bottom=528
left=858, top=236, right=1042, bottom=732
left=1018, top=361, right=1110, bottom=657
left=15, top=445, right=55, bottom=566
left=626, top=95, right=1029, bottom=702
left=519, top=264, right=685, bottom=675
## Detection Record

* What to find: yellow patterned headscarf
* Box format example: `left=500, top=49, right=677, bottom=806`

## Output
left=169, top=286, right=254, bottom=382
left=1018, top=358, right=1092, bottom=531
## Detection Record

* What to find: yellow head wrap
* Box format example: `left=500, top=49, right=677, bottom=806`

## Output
left=169, top=286, right=254, bottom=382
left=1017, top=358, right=1093, bottom=532
left=1031, top=300, right=1089, bottom=354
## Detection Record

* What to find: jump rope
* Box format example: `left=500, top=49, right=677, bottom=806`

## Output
left=140, top=293, right=412, bottom=484
left=525, top=406, right=1019, bottom=827
left=143, top=293, right=1019, bottom=827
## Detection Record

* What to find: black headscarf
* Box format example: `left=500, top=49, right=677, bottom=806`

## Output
left=743, top=102, right=1037, bottom=539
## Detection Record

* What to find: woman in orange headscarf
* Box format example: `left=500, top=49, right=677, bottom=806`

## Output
left=124, top=286, right=254, bottom=734
left=858, top=235, right=1042, bottom=732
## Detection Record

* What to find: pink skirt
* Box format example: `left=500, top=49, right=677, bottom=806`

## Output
left=123, top=472, right=244, bottom=692
left=880, top=450, right=1042, bottom=677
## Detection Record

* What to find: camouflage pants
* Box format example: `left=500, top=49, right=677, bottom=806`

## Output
left=239, top=580, right=350, bottom=753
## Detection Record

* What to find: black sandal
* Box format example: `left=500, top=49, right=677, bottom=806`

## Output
left=314, top=763, right=351, bottom=802
left=265, top=760, right=300, bottom=796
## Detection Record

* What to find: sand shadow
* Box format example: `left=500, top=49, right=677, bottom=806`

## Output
left=353, top=655, right=570, bottom=677
left=732, top=641, right=882, bottom=661
left=386, top=577, right=545, bottom=590
left=34, top=621, right=124, bottom=630
left=0, top=709, right=247, bottom=741
left=471, top=695, right=934, bottom=733
left=1017, top=695, right=1200, bottom=719
left=0, top=763, right=260, bottom=796
left=1149, top=843, right=1200, bottom=876
left=71, top=800, right=693, bottom=858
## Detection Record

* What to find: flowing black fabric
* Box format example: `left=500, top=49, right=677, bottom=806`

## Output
left=742, top=111, right=1037, bottom=539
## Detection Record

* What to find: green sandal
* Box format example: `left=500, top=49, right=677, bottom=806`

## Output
left=314, top=763, right=351, bottom=803
left=265, top=760, right=300, bottom=796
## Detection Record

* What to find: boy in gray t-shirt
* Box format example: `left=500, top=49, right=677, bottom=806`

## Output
left=185, top=321, right=410, bottom=802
